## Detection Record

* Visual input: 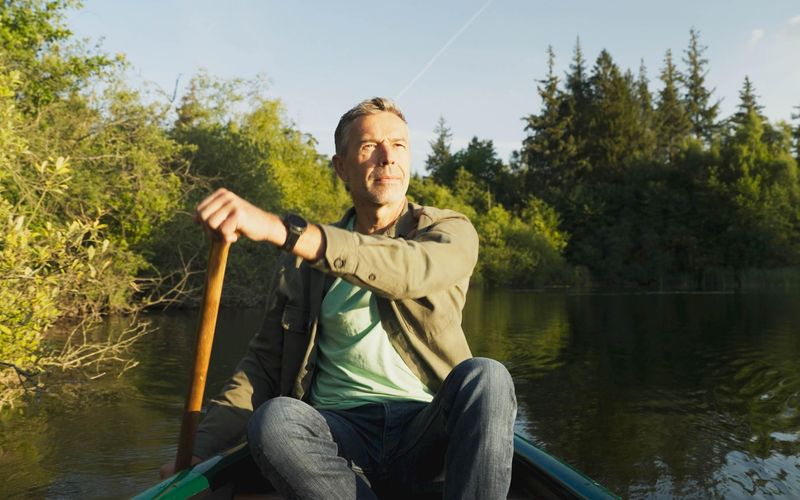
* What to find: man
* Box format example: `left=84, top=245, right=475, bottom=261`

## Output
left=163, top=97, right=517, bottom=499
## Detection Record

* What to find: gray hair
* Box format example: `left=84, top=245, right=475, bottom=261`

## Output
left=334, top=97, right=407, bottom=156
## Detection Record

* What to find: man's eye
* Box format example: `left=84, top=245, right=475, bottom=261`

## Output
left=394, top=142, right=407, bottom=149
left=362, top=143, right=376, bottom=151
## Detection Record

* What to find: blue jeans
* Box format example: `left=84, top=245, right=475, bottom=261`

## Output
left=246, top=357, right=517, bottom=500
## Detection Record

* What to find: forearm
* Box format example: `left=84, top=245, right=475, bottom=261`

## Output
left=312, top=214, right=479, bottom=299
left=195, top=188, right=326, bottom=261
left=287, top=222, right=326, bottom=262
left=245, top=209, right=326, bottom=261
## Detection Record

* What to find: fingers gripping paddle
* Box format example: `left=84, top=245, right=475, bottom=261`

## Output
left=175, top=238, right=230, bottom=471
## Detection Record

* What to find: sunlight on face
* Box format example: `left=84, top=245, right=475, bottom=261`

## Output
left=335, top=112, right=411, bottom=208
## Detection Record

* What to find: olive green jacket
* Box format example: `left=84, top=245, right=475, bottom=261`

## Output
left=193, top=201, right=479, bottom=458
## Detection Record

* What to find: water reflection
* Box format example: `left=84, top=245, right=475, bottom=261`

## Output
left=478, top=291, right=800, bottom=498
left=464, top=290, right=570, bottom=375
left=1, top=292, right=799, bottom=498
left=0, top=308, right=266, bottom=499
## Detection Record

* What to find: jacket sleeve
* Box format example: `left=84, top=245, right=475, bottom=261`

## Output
left=312, top=211, right=478, bottom=300
left=193, top=260, right=288, bottom=459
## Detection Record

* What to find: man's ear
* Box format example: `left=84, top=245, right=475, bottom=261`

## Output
left=332, top=154, right=347, bottom=183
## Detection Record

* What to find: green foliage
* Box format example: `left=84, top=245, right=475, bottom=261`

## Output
left=4, top=0, right=800, bottom=404
left=731, top=76, right=765, bottom=126
left=429, top=134, right=503, bottom=188
left=0, top=90, right=131, bottom=369
left=243, top=100, right=350, bottom=223
left=0, top=194, right=120, bottom=367
left=521, top=46, right=579, bottom=198
left=518, top=33, right=800, bottom=288
left=682, top=28, right=719, bottom=142
left=409, top=175, right=570, bottom=287
left=792, top=106, right=800, bottom=163
left=521, top=197, right=568, bottom=253
left=27, top=84, right=188, bottom=248
left=453, top=138, right=507, bottom=189
left=408, top=175, right=476, bottom=221
left=425, top=116, right=453, bottom=180
left=0, top=0, right=121, bottom=112
left=655, top=50, right=691, bottom=164
left=715, top=109, right=800, bottom=270
left=156, top=74, right=350, bottom=304
left=585, top=50, right=643, bottom=172
left=475, top=202, right=570, bottom=287
left=562, top=38, right=591, bottom=163
left=633, top=60, right=657, bottom=160
left=0, top=0, right=186, bottom=403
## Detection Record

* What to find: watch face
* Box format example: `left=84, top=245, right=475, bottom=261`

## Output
left=285, top=214, right=308, bottom=232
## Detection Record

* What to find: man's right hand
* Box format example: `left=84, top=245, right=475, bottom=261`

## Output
left=159, top=455, right=203, bottom=479
left=195, top=188, right=326, bottom=261
left=195, top=188, right=282, bottom=244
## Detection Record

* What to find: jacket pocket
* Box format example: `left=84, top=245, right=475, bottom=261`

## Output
left=279, top=305, right=310, bottom=395
left=281, top=304, right=308, bottom=333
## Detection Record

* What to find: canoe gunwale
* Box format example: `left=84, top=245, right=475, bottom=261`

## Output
left=134, top=434, right=618, bottom=499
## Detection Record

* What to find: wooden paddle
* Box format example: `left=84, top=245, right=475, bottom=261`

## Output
left=174, top=238, right=230, bottom=471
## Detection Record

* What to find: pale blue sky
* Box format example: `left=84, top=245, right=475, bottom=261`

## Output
left=67, top=1, right=800, bottom=172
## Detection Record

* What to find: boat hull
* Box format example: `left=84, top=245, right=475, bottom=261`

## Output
left=135, top=433, right=617, bottom=499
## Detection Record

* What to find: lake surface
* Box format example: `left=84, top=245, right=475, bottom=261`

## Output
left=2, top=290, right=799, bottom=498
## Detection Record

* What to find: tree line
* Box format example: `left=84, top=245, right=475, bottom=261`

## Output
left=426, top=30, right=800, bottom=289
left=1, top=1, right=799, bottom=404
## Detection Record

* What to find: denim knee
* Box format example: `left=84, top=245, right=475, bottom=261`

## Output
left=246, top=397, right=311, bottom=459
left=449, top=358, right=516, bottom=411
left=452, top=357, right=514, bottom=391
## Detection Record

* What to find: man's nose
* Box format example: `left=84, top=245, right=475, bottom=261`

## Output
left=377, top=142, right=395, bottom=165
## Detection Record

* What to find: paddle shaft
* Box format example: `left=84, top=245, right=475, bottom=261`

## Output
left=175, top=238, right=230, bottom=471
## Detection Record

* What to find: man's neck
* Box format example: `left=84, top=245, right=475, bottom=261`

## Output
left=353, top=199, right=406, bottom=235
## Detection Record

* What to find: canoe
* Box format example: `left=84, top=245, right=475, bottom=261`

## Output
left=135, top=433, right=617, bottom=499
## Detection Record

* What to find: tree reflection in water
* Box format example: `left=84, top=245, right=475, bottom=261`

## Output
left=1, top=292, right=799, bottom=498
left=466, top=290, right=800, bottom=498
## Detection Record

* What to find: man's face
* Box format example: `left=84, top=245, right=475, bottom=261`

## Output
left=333, top=111, right=411, bottom=208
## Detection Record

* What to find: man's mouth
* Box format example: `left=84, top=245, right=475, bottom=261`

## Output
left=373, top=176, right=401, bottom=183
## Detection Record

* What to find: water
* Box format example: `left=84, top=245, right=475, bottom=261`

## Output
left=2, top=290, right=799, bottom=498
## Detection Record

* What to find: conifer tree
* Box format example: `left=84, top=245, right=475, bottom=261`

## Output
left=634, top=60, right=657, bottom=160
left=792, top=105, right=800, bottom=163
left=585, top=49, right=641, bottom=171
left=426, top=116, right=453, bottom=181
left=719, top=87, right=800, bottom=272
left=655, top=50, right=691, bottom=163
left=522, top=46, right=576, bottom=194
left=562, top=38, right=591, bottom=160
left=682, top=28, right=719, bottom=142
left=565, top=38, right=589, bottom=107
left=731, top=76, right=765, bottom=125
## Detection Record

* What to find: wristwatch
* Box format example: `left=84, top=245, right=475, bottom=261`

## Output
left=281, top=214, right=308, bottom=252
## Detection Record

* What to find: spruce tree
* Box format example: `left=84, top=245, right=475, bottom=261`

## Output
left=719, top=86, right=800, bottom=272
left=426, top=116, right=453, bottom=182
left=563, top=38, right=591, bottom=161
left=585, top=49, right=641, bottom=172
left=792, top=105, right=800, bottom=163
left=655, top=49, right=691, bottom=164
left=731, top=76, right=765, bottom=125
left=634, top=60, right=657, bottom=160
left=566, top=38, right=590, bottom=107
left=682, top=28, right=720, bottom=142
left=522, top=46, right=576, bottom=195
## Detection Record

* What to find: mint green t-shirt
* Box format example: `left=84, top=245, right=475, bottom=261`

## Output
left=309, top=219, right=434, bottom=410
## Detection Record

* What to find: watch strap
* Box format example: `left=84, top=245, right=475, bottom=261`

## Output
left=281, top=214, right=307, bottom=252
